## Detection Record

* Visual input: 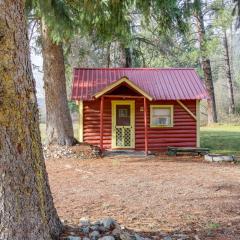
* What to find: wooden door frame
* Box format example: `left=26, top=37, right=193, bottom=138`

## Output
left=111, top=100, right=135, bottom=149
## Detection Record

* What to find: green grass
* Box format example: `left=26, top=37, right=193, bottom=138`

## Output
left=201, top=125, right=240, bottom=155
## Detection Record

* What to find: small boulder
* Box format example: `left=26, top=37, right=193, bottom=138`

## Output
left=100, top=218, right=116, bottom=230
left=81, top=226, right=90, bottom=234
left=93, top=221, right=101, bottom=225
left=67, top=236, right=81, bottom=240
left=98, top=225, right=107, bottom=233
left=98, top=236, right=115, bottom=240
left=80, top=217, right=90, bottom=226
left=89, top=230, right=100, bottom=239
left=120, top=232, right=133, bottom=240
left=134, top=233, right=144, bottom=240
left=112, top=228, right=121, bottom=237
left=163, top=237, right=172, bottom=240
left=90, top=225, right=100, bottom=231
left=83, top=237, right=90, bottom=240
left=172, top=233, right=189, bottom=240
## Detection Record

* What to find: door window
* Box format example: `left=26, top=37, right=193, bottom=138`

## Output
left=116, top=105, right=130, bottom=126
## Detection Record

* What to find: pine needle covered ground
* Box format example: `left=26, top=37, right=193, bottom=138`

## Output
left=46, top=155, right=240, bottom=239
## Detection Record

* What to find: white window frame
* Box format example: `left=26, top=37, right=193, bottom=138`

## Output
left=150, top=105, right=174, bottom=128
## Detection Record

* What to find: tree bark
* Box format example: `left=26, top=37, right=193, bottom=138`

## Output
left=41, top=19, right=76, bottom=145
left=106, top=42, right=111, bottom=67
left=194, top=0, right=218, bottom=124
left=223, top=30, right=235, bottom=114
left=119, top=43, right=132, bottom=67
left=124, top=47, right=132, bottom=67
left=0, top=1, right=62, bottom=239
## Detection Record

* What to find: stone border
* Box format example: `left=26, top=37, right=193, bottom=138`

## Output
left=204, top=154, right=235, bottom=162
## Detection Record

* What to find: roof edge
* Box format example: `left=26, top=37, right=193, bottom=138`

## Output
left=73, top=67, right=196, bottom=71
left=93, top=77, right=153, bottom=101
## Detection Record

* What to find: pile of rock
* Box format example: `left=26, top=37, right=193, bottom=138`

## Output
left=61, top=217, right=151, bottom=240
left=61, top=218, right=192, bottom=240
left=43, top=144, right=101, bottom=160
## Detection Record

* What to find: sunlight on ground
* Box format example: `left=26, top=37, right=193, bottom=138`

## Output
left=201, top=124, right=240, bottom=155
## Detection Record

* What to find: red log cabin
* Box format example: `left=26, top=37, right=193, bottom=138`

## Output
left=71, top=68, right=208, bottom=154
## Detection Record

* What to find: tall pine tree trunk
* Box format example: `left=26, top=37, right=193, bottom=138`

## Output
left=106, top=44, right=111, bottom=67
left=0, top=1, right=62, bottom=239
left=194, top=0, right=218, bottom=124
left=125, top=47, right=132, bottom=67
left=41, top=19, right=76, bottom=145
left=119, top=43, right=132, bottom=67
left=223, top=30, right=235, bottom=114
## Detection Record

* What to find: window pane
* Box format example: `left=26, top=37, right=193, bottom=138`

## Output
left=153, top=108, right=170, bottom=116
left=116, top=105, right=130, bottom=126
left=151, top=106, right=172, bottom=126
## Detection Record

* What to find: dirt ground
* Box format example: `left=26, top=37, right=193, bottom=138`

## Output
left=46, top=155, right=240, bottom=239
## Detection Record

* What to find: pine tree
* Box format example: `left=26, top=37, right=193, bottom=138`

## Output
left=27, top=0, right=77, bottom=145
left=189, top=0, right=218, bottom=124
left=0, top=1, right=62, bottom=239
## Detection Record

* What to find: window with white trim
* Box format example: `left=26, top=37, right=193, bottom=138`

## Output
left=150, top=105, right=173, bottom=127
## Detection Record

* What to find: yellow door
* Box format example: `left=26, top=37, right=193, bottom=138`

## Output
left=112, top=100, right=135, bottom=148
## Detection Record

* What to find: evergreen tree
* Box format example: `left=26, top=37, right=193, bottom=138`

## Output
left=213, top=0, right=236, bottom=114
left=0, top=1, right=62, bottom=239
left=27, top=0, right=77, bottom=145
left=184, top=0, right=218, bottom=124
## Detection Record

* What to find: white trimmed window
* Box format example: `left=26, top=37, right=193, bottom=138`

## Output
left=150, top=105, right=173, bottom=127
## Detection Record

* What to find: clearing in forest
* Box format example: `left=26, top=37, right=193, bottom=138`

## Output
left=47, top=155, right=240, bottom=239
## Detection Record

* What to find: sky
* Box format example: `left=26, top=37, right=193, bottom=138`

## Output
left=31, top=49, right=44, bottom=99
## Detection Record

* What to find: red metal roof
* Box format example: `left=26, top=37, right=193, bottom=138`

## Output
left=72, top=68, right=208, bottom=101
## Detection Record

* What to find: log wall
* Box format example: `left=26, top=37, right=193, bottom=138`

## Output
left=83, top=98, right=197, bottom=151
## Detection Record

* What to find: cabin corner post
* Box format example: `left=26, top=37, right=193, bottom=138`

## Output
left=79, top=100, right=83, bottom=142
left=100, top=96, right=104, bottom=151
left=196, top=100, right=200, bottom=147
left=144, top=97, right=148, bottom=155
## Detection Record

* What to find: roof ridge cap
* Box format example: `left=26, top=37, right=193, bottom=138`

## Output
left=73, top=67, right=196, bottom=70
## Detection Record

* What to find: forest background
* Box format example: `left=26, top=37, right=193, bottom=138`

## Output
left=30, top=0, right=240, bottom=126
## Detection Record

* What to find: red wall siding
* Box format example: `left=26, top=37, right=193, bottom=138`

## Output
left=83, top=98, right=197, bottom=152
left=83, top=98, right=112, bottom=149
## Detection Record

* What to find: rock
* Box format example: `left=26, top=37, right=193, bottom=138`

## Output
left=98, top=236, right=115, bottom=240
left=98, top=225, right=107, bottom=233
left=90, top=225, right=100, bottom=231
left=93, top=221, right=101, bottom=225
left=134, top=233, right=144, bottom=240
left=67, top=236, right=81, bottom=240
left=81, top=226, right=90, bottom=234
left=120, top=232, right=133, bottom=240
left=120, top=225, right=125, bottom=230
left=60, top=218, right=67, bottom=224
left=83, top=238, right=90, bottom=240
left=80, top=217, right=90, bottom=226
left=112, top=228, right=121, bottom=237
left=89, top=230, right=100, bottom=239
left=172, top=234, right=189, bottom=240
left=43, top=143, right=101, bottom=160
left=100, top=217, right=116, bottom=230
left=163, top=237, right=172, bottom=240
